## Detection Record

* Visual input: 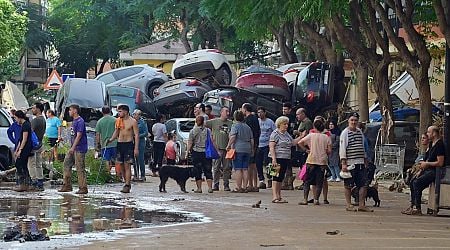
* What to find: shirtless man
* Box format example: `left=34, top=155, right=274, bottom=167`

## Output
left=107, top=104, right=139, bottom=193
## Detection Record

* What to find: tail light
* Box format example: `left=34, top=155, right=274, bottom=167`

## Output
left=186, top=79, right=201, bottom=86
left=135, top=90, right=142, bottom=103
left=307, top=91, right=315, bottom=103
left=283, top=69, right=299, bottom=74
left=206, top=49, right=222, bottom=54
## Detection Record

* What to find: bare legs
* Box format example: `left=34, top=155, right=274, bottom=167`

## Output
left=234, top=169, right=248, bottom=190
left=272, top=181, right=281, bottom=201
left=247, top=164, right=258, bottom=189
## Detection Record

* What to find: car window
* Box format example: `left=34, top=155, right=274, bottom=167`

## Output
left=114, top=69, right=136, bottom=80
left=179, top=120, right=195, bottom=132
left=97, top=73, right=116, bottom=85
left=130, top=66, right=144, bottom=74
left=0, top=111, right=10, bottom=127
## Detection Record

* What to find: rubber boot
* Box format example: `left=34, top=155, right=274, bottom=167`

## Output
left=13, top=184, right=29, bottom=192
left=58, top=168, right=73, bottom=192
left=76, top=169, right=88, bottom=194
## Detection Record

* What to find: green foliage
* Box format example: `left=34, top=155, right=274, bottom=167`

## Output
left=85, top=150, right=114, bottom=185
left=0, top=48, right=22, bottom=82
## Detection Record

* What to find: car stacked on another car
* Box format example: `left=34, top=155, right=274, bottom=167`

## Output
left=107, top=86, right=158, bottom=118
left=172, top=49, right=236, bottom=86
left=277, top=62, right=310, bottom=84
left=95, top=64, right=169, bottom=99
left=203, top=86, right=283, bottom=121
left=153, top=78, right=211, bottom=117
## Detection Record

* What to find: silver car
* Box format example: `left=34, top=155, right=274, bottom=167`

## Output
left=95, top=64, right=169, bottom=99
left=165, top=118, right=195, bottom=164
left=0, top=108, right=15, bottom=170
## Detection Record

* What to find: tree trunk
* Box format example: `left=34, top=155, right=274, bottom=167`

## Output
left=433, top=0, right=450, bottom=44
left=179, top=9, right=191, bottom=53
left=355, top=62, right=369, bottom=122
left=373, top=62, right=395, bottom=144
left=412, top=69, right=433, bottom=138
left=215, top=29, right=223, bottom=51
left=97, top=58, right=109, bottom=75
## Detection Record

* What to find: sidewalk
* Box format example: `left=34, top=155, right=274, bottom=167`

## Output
left=80, top=178, right=450, bottom=249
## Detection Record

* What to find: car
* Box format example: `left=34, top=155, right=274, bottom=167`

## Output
left=153, top=78, right=212, bottom=118
left=107, top=85, right=158, bottom=118
left=165, top=118, right=196, bottom=164
left=239, top=65, right=282, bottom=76
left=277, top=62, right=310, bottom=84
left=235, top=72, right=290, bottom=101
left=95, top=64, right=169, bottom=99
left=55, top=78, right=107, bottom=127
left=369, top=106, right=443, bottom=122
left=172, top=49, right=236, bottom=86
left=0, top=107, right=15, bottom=170
left=202, top=86, right=283, bottom=121
left=365, top=121, right=419, bottom=170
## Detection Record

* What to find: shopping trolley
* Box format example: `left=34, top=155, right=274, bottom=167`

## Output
left=374, top=143, right=405, bottom=180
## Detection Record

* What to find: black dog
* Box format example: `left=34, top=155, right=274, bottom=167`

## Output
left=159, top=165, right=197, bottom=193
left=351, top=183, right=381, bottom=207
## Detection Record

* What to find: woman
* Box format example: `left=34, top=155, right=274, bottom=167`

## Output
left=45, top=109, right=62, bottom=161
left=327, top=120, right=341, bottom=182
left=133, top=109, right=148, bottom=181
left=187, top=116, right=214, bottom=193
left=227, top=110, right=253, bottom=193
left=13, top=110, right=33, bottom=192
left=269, top=116, right=302, bottom=203
left=298, top=119, right=331, bottom=205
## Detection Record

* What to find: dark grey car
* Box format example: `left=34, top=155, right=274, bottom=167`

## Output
left=95, top=65, right=169, bottom=99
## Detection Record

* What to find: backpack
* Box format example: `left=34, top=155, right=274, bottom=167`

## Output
left=31, top=131, right=41, bottom=150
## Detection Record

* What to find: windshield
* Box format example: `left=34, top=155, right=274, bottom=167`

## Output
left=108, top=87, right=136, bottom=98
left=179, top=120, right=195, bottom=132
left=109, top=96, right=136, bottom=111
left=295, top=65, right=309, bottom=98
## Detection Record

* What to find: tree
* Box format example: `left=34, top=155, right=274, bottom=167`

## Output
left=433, top=0, right=450, bottom=43
left=0, top=0, right=27, bottom=81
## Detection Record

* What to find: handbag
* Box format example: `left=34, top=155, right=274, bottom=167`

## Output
left=225, top=149, right=236, bottom=160
left=205, top=129, right=220, bottom=159
left=298, top=164, right=307, bottom=181
left=267, top=163, right=281, bottom=177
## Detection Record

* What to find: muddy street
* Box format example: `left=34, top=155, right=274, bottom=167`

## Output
left=1, top=178, right=450, bottom=249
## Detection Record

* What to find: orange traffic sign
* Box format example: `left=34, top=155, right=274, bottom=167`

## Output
left=44, top=69, right=64, bottom=90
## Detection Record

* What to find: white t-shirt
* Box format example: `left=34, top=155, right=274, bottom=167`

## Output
left=152, top=123, right=167, bottom=142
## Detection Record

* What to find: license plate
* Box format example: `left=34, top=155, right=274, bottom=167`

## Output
left=255, top=85, right=274, bottom=88
left=165, top=85, right=179, bottom=91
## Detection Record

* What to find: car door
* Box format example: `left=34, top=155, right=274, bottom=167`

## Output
left=96, top=72, right=117, bottom=86
left=139, top=90, right=158, bottom=118
left=113, top=67, right=146, bottom=89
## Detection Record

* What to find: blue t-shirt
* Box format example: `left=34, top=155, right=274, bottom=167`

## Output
left=71, top=116, right=88, bottom=153
left=46, top=117, right=62, bottom=138
left=258, top=118, right=276, bottom=148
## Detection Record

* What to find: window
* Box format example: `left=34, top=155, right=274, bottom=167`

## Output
left=130, top=66, right=144, bottom=74
left=114, top=69, right=136, bottom=80
left=165, top=120, right=176, bottom=133
left=0, top=111, right=10, bottom=127
left=97, top=73, right=116, bottom=85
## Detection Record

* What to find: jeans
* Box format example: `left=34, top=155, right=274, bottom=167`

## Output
left=152, top=141, right=165, bottom=171
left=328, top=165, right=340, bottom=180
left=410, top=169, right=435, bottom=210
left=255, top=146, right=269, bottom=181
left=212, top=149, right=231, bottom=187
left=134, top=139, right=146, bottom=178
left=16, top=150, right=31, bottom=185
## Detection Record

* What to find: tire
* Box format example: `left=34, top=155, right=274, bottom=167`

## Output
left=0, top=151, right=10, bottom=171
left=214, top=65, right=231, bottom=85
left=147, top=82, right=162, bottom=99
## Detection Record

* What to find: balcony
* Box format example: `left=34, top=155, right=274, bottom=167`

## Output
left=12, top=58, right=50, bottom=83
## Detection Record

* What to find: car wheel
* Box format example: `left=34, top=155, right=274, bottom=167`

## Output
left=0, top=151, right=10, bottom=171
left=215, top=65, right=231, bottom=85
left=148, top=83, right=162, bottom=99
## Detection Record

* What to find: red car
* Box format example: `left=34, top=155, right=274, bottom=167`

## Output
left=235, top=72, right=290, bottom=101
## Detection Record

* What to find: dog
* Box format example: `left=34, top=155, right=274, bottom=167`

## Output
left=351, top=182, right=380, bottom=207
left=159, top=165, right=197, bottom=193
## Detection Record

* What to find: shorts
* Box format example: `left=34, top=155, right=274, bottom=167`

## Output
left=101, top=147, right=117, bottom=161
left=48, top=138, right=58, bottom=147
left=232, top=152, right=250, bottom=170
left=116, top=141, right=134, bottom=164
left=344, top=164, right=368, bottom=188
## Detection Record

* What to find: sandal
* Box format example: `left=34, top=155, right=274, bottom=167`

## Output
left=323, top=200, right=330, bottom=205
left=346, top=206, right=357, bottom=212
left=232, top=188, right=244, bottom=193
left=194, top=189, right=202, bottom=193
left=405, top=208, right=422, bottom=216
left=272, top=199, right=288, bottom=203
left=357, top=207, right=374, bottom=212
left=401, top=206, right=413, bottom=215
left=298, top=200, right=308, bottom=205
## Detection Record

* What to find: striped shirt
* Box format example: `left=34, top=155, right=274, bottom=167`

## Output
left=269, top=130, right=293, bottom=159
left=339, top=127, right=366, bottom=165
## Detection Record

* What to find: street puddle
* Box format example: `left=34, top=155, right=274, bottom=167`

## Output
left=0, top=195, right=200, bottom=240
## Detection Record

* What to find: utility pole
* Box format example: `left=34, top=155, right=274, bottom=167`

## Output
left=445, top=43, right=450, bottom=165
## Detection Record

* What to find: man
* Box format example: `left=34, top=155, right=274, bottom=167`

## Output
left=241, top=103, right=261, bottom=192
left=132, top=109, right=148, bottom=181
left=206, top=106, right=232, bottom=191
left=256, top=106, right=276, bottom=189
left=294, top=108, right=313, bottom=169
left=58, top=104, right=89, bottom=194
left=282, top=102, right=296, bottom=135
left=107, top=104, right=139, bottom=193
left=28, top=102, right=46, bottom=191
left=339, top=112, right=372, bottom=212
left=95, top=106, right=117, bottom=175
left=151, top=114, right=167, bottom=176
left=205, top=104, right=215, bottom=119
left=403, top=126, right=445, bottom=215
left=194, top=103, right=209, bottom=121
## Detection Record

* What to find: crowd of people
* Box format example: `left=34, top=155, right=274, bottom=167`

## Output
left=5, top=100, right=446, bottom=214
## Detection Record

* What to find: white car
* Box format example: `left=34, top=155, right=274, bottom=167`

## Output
left=172, top=49, right=236, bottom=86
left=277, top=62, right=311, bottom=85
left=0, top=107, right=15, bottom=170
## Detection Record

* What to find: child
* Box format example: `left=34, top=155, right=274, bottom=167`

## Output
left=165, top=132, right=178, bottom=165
